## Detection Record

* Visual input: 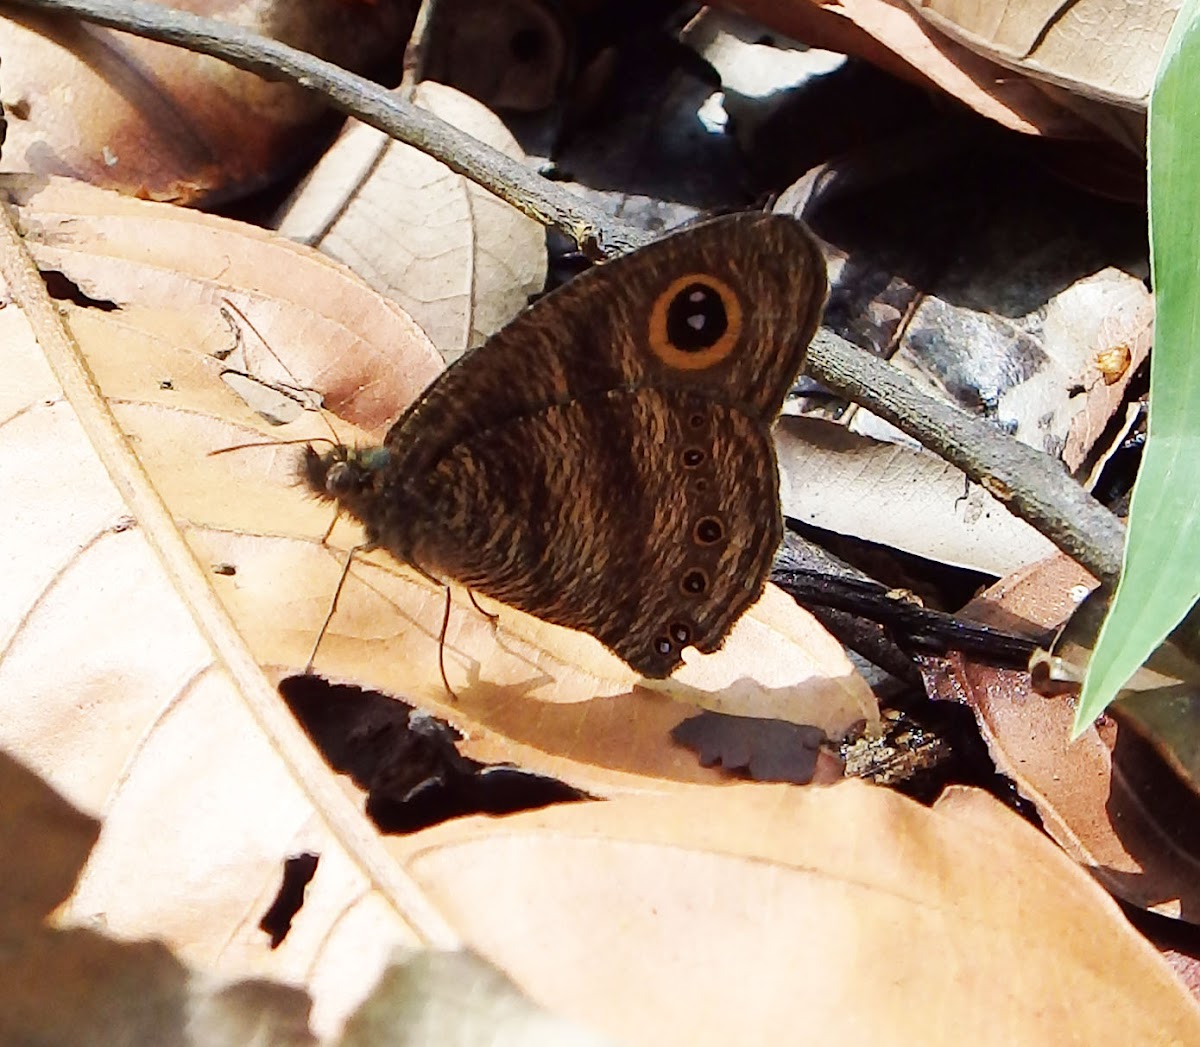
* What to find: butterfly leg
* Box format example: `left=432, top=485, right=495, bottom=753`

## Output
left=320, top=510, right=338, bottom=545
left=437, top=584, right=461, bottom=703
left=305, top=541, right=370, bottom=674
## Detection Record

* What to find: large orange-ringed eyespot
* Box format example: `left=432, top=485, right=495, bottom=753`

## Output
left=648, top=273, right=743, bottom=370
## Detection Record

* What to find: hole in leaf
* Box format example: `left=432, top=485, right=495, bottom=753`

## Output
left=258, top=852, right=319, bottom=949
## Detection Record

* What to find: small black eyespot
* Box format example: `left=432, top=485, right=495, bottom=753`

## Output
left=670, top=622, right=691, bottom=645
left=655, top=635, right=673, bottom=656
left=681, top=569, right=708, bottom=595
left=693, top=478, right=710, bottom=494
left=682, top=447, right=705, bottom=468
left=688, top=412, right=706, bottom=430
left=694, top=516, right=724, bottom=544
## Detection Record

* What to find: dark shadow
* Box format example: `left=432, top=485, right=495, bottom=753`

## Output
left=280, top=675, right=590, bottom=835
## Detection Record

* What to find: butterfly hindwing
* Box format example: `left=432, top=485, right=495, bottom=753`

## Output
left=404, top=388, right=781, bottom=677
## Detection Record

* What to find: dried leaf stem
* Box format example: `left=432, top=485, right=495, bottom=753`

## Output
left=1, top=0, right=1126, bottom=584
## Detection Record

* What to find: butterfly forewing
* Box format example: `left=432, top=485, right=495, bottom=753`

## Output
left=384, top=213, right=825, bottom=483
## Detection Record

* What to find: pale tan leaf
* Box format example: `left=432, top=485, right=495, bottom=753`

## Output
left=0, top=176, right=457, bottom=1041
left=777, top=415, right=1058, bottom=575
left=0, top=749, right=319, bottom=1045
left=386, top=779, right=1200, bottom=1045
left=275, top=82, right=548, bottom=364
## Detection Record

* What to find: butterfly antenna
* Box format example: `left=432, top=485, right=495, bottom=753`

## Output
left=218, top=297, right=345, bottom=448
left=208, top=436, right=339, bottom=457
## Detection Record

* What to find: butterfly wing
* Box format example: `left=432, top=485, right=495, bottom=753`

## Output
left=341, top=212, right=826, bottom=676
left=385, top=213, right=826, bottom=482
left=405, top=388, right=782, bottom=677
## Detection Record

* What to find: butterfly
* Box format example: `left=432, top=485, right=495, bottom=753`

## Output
left=303, top=212, right=827, bottom=678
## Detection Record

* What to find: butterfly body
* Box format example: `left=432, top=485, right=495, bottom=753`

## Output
left=304, top=213, right=827, bottom=677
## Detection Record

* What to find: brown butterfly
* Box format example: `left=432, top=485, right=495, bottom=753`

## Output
left=303, top=212, right=827, bottom=677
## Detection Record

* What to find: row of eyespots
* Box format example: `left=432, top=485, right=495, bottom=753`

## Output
left=647, top=272, right=740, bottom=662
left=652, top=460, right=728, bottom=662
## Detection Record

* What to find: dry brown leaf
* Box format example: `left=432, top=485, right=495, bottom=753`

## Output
left=920, top=554, right=1200, bottom=918
left=0, top=2, right=412, bottom=204
left=725, top=0, right=1102, bottom=136
left=910, top=0, right=1179, bottom=108
left=386, top=779, right=1200, bottom=1045
left=275, top=82, right=548, bottom=364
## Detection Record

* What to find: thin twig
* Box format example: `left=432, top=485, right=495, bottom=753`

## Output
left=399, top=0, right=438, bottom=99
left=807, top=330, right=1125, bottom=583
left=1, top=0, right=1127, bottom=585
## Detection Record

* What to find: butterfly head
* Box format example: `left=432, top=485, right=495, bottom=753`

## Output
left=300, top=443, right=392, bottom=520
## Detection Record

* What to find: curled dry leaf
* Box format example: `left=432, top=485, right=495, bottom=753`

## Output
left=386, top=779, right=1200, bottom=1044
left=275, top=82, right=548, bottom=364
left=0, top=1, right=415, bottom=203
left=920, top=553, right=1200, bottom=918
left=776, top=415, right=1058, bottom=576
left=910, top=0, right=1179, bottom=109
left=722, top=0, right=1109, bottom=137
